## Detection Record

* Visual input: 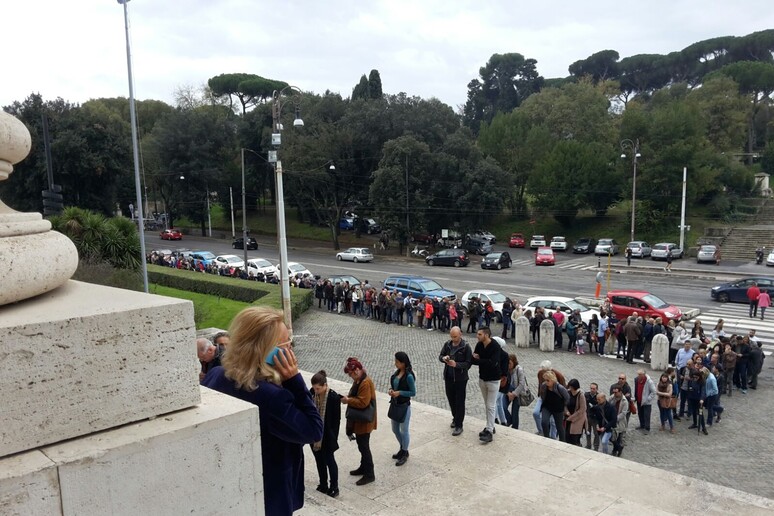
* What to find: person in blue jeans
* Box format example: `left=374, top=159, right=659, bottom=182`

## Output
left=704, top=369, right=719, bottom=426
left=388, top=352, right=416, bottom=466
left=593, top=392, right=617, bottom=454
left=533, top=361, right=564, bottom=437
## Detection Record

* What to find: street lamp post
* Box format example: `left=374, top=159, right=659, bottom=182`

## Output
left=271, top=86, right=305, bottom=334
left=117, top=0, right=148, bottom=293
left=620, top=139, right=641, bottom=243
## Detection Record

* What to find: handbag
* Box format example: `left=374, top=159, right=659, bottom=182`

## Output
left=346, top=398, right=376, bottom=423
left=387, top=399, right=409, bottom=423
left=628, top=399, right=638, bottom=415
left=517, top=369, right=535, bottom=406
left=668, top=397, right=678, bottom=409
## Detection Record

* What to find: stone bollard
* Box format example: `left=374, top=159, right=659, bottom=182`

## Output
left=539, top=320, right=555, bottom=352
left=651, top=334, right=670, bottom=371
left=515, top=316, right=530, bottom=348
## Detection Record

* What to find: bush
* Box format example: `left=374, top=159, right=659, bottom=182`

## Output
left=73, top=258, right=144, bottom=291
left=147, top=265, right=268, bottom=303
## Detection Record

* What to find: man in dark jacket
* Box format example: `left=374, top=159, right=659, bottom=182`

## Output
left=439, top=326, right=473, bottom=436
left=749, top=341, right=765, bottom=390
left=472, top=326, right=508, bottom=443
left=624, top=316, right=642, bottom=364
left=735, top=336, right=752, bottom=393
left=585, top=383, right=600, bottom=450
left=592, top=392, right=617, bottom=454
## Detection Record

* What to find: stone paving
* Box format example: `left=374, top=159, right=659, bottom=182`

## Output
left=294, top=307, right=774, bottom=500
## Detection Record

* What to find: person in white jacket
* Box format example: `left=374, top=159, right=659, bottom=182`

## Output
left=669, top=321, right=688, bottom=365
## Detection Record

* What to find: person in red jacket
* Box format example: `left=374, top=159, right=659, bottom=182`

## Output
left=747, top=282, right=761, bottom=318
left=424, top=297, right=435, bottom=330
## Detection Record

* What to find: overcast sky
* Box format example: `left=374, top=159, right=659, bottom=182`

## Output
left=2, top=1, right=773, bottom=111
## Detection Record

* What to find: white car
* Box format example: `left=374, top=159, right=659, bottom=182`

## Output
left=529, top=235, right=547, bottom=249
left=461, top=290, right=507, bottom=322
left=550, top=236, right=567, bottom=252
left=214, top=254, right=245, bottom=270
left=246, top=258, right=278, bottom=278
left=651, top=243, right=683, bottom=260
left=523, top=296, right=599, bottom=326
left=767, top=249, right=774, bottom=267
left=276, top=261, right=313, bottom=281
left=336, top=247, right=374, bottom=263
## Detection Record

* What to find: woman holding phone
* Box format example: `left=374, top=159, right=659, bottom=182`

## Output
left=202, top=307, right=322, bottom=515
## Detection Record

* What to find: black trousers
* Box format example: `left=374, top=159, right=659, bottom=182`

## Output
left=312, top=447, right=338, bottom=489
left=355, top=433, right=374, bottom=475
left=445, top=379, right=468, bottom=428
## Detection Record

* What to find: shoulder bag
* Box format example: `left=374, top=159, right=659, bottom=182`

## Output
left=517, top=368, right=535, bottom=407
left=346, top=398, right=376, bottom=423
left=387, top=398, right=409, bottom=423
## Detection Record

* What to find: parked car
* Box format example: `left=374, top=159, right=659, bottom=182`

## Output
left=607, top=290, right=683, bottom=322
left=437, top=231, right=464, bottom=248
left=361, top=218, right=381, bottom=235
left=550, top=236, right=568, bottom=252
left=171, top=248, right=192, bottom=260
left=232, top=237, right=258, bottom=250
left=329, top=274, right=361, bottom=287
left=711, top=277, right=774, bottom=303
left=481, top=252, right=512, bottom=270
left=336, top=247, right=374, bottom=263
left=190, top=251, right=217, bottom=267
left=383, top=275, right=456, bottom=302
left=338, top=218, right=355, bottom=230
left=160, top=229, right=182, bottom=241
left=594, top=239, right=619, bottom=256
left=246, top=258, right=278, bottom=278
left=509, top=233, right=525, bottom=248
left=214, top=254, right=245, bottom=270
left=626, top=241, right=652, bottom=258
left=274, top=262, right=313, bottom=279
left=464, top=237, right=493, bottom=255
left=524, top=297, right=600, bottom=326
left=470, top=230, right=496, bottom=244
left=461, top=290, right=507, bottom=322
left=768, top=249, right=774, bottom=267
left=651, top=243, right=683, bottom=260
left=535, top=246, right=555, bottom=266
left=411, top=232, right=435, bottom=245
left=572, top=237, right=596, bottom=254
left=696, top=245, right=718, bottom=264
left=426, top=248, right=469, bottom=267
left=530, top=235, right=547, bottom=249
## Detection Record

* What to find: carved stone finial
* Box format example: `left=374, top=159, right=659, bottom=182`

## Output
left=0, top=110, right=78, bottom=305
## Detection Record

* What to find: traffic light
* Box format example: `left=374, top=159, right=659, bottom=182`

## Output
left=42, top=184, right=63, bottom=216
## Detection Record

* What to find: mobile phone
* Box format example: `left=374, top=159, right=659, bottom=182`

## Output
left=266, top=346, right=283, bottom=366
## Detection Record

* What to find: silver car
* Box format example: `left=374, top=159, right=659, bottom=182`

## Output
left=336, top=247, right=374, bottom=263
left=594, top=238, right=619, bottom=256
left=697, top=245, right=718, bottom=264
left=651, top=243, right=683, bottom=260
left=627, top=241, right=652, bottom=258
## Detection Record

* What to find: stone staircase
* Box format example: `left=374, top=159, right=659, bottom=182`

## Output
left=717, top=198, right=774, bottom=261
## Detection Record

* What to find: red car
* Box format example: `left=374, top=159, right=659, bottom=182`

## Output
left=160, top=229, right=183, bottom=240
left=535, top=246, right=555, bottom=266
left=509, top=232, right=525, bottom=248
left=607, top=290, right=683, bottom=322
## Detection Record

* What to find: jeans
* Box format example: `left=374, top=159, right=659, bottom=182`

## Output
left=658, top=406, right=674, bottom=429
left=501, top=317, right=512, bottom=339
left=445, top=380, right=467, bottom=428
left=688, top=399, right=706, bottom=431
left=586, top=415, right=600, bottom=450
left=397, top=309, right=404, bottom=325
left=496, top=392, right=508, bottom=425
left=597, top=334, right=606, bottom=355
left=479, top=379, right=500, bottom=432
left=637, top=402, right=652, bottom=431
left=391, top=406, right=411, bottom=451
left=406, top=310, right=414, bottom=326
left=353, top=300, right=361, bottom=315
left=749, top=300, right=759, bottom=318
left=532, top=398, right=557, bottom=438
left=507, top=397, right=520, bottom=429
left=355, top=433, right=374, bottom=476
left=679, top=389, right=690, bottom=417
left=705, top=395, right=717, bottom=425
left=312, top=447, right=339, bottom=489
left=736, top=362, right=749, bottom=390
left=541, top=406, right=566, bottom=442
left=723, top=368, right=735, bottom=394
left=426, top=317, right=433, bottom=329
left=600, top=431, right=612, bottom=454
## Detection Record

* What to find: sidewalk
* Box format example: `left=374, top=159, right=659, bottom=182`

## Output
left=296, top=371, right=774, bottom=515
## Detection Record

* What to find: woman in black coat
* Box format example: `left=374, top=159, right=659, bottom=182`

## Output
left=310, top=370, right=342, bottom=497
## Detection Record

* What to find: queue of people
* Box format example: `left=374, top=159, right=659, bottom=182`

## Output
left=197, top=306, right=764, bottom=514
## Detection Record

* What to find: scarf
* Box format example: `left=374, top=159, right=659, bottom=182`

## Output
left=312, top=387, right=328, bottom=451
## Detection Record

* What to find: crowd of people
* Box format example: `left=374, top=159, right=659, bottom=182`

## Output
left=194, top=287, right=766, bottom=513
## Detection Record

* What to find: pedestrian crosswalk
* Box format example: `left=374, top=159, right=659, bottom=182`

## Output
left=509, top=258, right=598, bottom=271
left=693, top=302, right=773, bottom=356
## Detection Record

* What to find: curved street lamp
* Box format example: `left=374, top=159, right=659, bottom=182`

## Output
left=271, top=86, right=304, bottom=334
left=620, top=139, right=641, bottom=243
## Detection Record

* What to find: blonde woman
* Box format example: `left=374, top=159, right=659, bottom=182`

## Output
left=710, top=319, right=725, bottom=340
left=202, top=307, right=323, bottom=515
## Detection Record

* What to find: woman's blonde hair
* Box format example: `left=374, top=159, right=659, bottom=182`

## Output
left=222, top=306, right=284, bottom=391
left=543, top=370, right=557, bottom=383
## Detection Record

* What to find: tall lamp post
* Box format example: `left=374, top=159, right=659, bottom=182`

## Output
left=270, top=86, right=305, bottom=334
left=117, top=0, right=148, bottom=292
left=620, top=139, right=641, bottom=243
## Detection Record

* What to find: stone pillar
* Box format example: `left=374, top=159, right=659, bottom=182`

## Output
left=539, top=320, right=555, bottom=352
left=651, top=334, right=670, bottom=371
left=515, top=316, right=530, bottom=348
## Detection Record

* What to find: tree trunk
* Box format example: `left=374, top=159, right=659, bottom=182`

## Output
left=329, top=222, right=340, bottom=250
